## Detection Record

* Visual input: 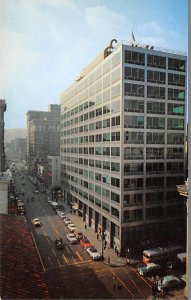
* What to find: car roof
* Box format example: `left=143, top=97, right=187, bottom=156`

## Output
left=163, top=275, right=179, bottom=282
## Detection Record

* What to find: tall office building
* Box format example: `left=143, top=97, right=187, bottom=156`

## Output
left=26, top=104, right=60, bottom=170
left=0, top=99, right=7, bottom=172
left=60, top=40, right=187, bottom=254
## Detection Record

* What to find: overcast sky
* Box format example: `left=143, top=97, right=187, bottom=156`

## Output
left=0, top=0, right=188, bottom=129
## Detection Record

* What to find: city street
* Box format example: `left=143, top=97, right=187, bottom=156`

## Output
left=13, top=170, right=152, bottom=299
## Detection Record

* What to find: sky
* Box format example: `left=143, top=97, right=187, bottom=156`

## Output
left=0, top=0, right=188, bottom=129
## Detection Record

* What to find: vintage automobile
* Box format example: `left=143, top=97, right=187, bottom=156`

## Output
left=55, top=238, right=64, bottom=249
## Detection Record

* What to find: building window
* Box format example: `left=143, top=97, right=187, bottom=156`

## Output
left=147, top=70, right=166, bottom=84
left=167, top=147, right=184, bottom=159
left=124, top=83, right=144, bottom=97
left=167, top=133, right=184, bottom=144
left=147, top=117, right=165, bottom=129
left=124, top=131, right=144, bottom=144
left=147, top=86, right=165, bottom=99
left=146, top=177, right=164, bottom=189
left=124, top=147, right=144, bottom=160
left=167, top=118, right=184, bottom=130
left=124, top=99, right=144, bottom=113
left=125, top=50, right=145, bottom=65
left=146, top=132, right=165, bottom=144
left=146, top=162, right=164, bottom=173
left=124, top=163, right=143, bottom=175
left=124, top=116, right=144, bottom=128
left=146, top=147, right=164, bottom=159
left=147, top=101, right=165, bottom=114
left=168, top=88, right=185, bottom=101
left=167, top=103, right=184, bottom=116
left=124, top=67, right=144, bottom=81
left=111, top=192, right=120, bottom=203
left=168, top=58, right=186, bottom=72
left=147, top=54, right=166, bottom=69
left=111, top=177, right=120, bottom=188
left=124, top=178, right=143, bottom=190
left=168, top=73, right=185, bottom=87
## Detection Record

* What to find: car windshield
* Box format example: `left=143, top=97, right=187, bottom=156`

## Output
left=90, top=247, right=97, bottom=252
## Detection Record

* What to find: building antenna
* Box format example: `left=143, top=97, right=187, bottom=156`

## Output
left=131, top=30, right=135, bottom=46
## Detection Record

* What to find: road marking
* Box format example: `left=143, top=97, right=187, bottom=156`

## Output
left=52, top=248, right=57, bottom=257
left=127, top=273, right=145, bottom=299
left=65, top=245, right=71, bottom=254
left=72, top=256, right=77, bottom=264
left=55, top=229, right=59, bottom=236
left=63, top=254, right=69, bottom=264
left=76, top=251, right=83, bottom=262
left=31, top=232, right=45, bottom=272
left=131, top=267, right=152, bottom=288
left=56, top=258, right=61, bottom=266
left=110, top=269, right=135, bottom=298
left=48, top=256, right=52, bottom=265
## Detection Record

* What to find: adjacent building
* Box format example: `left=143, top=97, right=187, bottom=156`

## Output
left=26, top=104, right=60, bottom=172
left=60, top=40, right=187, bottom=254
left=0, top=99, right=7, bottom=172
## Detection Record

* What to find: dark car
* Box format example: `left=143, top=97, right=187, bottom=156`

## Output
left=167, top=258, right=185, bottom=270
left=55, top=238, right=64, bottom=249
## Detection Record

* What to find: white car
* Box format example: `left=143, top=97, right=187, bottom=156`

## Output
left=58, top=212, right=66, bottom=219
left=86, top=246, right=101, bottom=260
left=32, top=218, right=41, bottom=227
left=66, top=233, right=77, bottom=244
left=68, top=223, right=77, bottom=232
left=64, top=218, right=71, bottom=225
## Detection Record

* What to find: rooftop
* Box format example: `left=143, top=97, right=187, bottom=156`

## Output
left=0, top=214, right=50, bottom=299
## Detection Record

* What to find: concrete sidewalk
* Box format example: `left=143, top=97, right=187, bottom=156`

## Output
left=60, top=201, right=127, bottom=267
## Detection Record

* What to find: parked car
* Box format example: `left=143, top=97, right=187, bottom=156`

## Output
left=68, top=223, right=77, bottom=232
left=80, top=237, right=92, bottom=249
left=73, top=230, right=83, bottom=241
left=64, top=218, right=71, bottom=225
left=86, top=246, right=101, bottom=260
left=66, top=233, right=77, bottom=244
left=167, top=258, right=185, bottom=270
left=138, top=263, right=161, bottom=276
left=157, top=275, right=185, bottom=292
left=34, top=189, right=39, bottom=194
left=32, top=218, right=41, bottom=227
left=55, top=238, right=64, bottom=249
left=58, top=212, right=66, bottom=219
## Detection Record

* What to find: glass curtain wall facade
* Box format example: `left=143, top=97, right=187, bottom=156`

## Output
left=60, top=43, right=187, bottom=255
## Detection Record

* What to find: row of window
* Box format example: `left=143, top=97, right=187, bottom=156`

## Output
left=124, top=147, right=184, bottom=159
left=124, top=83, right=185, bottom=100
left=124, top=116, right=184, bottom=130
left=124, top=162, right=184, bottom=174
left=124, top=100, right=184, bottom=115
left=125, top=67, right=185, bottom=86
left=124, top=176, right=184, bottom=190
left=125, top=51, right=186, bottom=72
left=62, top=86, right=185, bottom=122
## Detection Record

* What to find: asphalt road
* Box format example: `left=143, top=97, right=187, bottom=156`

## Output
left=13, top=170, right=153, bottom=299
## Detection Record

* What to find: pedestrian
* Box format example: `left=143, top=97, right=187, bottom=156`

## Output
left=118, top=284, right=122, bottom=291
left=114, top=246, right=117, bottom=253
left=104, top=240, right=107, bottom=248
left=84, top=224, right=87, bottom=229
left=97, top=233, right=99, bottom=240
left=108, top=256, right=110, bottom=264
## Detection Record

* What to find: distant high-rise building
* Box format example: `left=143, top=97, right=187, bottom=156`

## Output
left=0, top=99, right=7, bottom=172
left=26, top=104, right=60, bottom=170
left=60, top=40, right=187, bottom=254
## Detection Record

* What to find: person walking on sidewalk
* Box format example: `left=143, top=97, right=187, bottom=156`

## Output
left=84, top=224, right=87, bottom=229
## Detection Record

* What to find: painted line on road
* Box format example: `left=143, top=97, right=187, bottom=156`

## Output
left=52, top=248, right=57, bottom=257
left=72, top=256, right=77, bottom=264
left=48, top=256, right=52, bottom=265
left=110, top=269, right=135, bottom=298
left=55, top=229, right=59, bottom=236
left=65, top=245, right=71, bottom=254
left=63, top=254, right=69, bottom=264
left=76, top=251, right=83, bottom=262
left=56, top=258, right=61, bottom=266
left=31, top=231, right=45, bottom=273
left=127, top=273, right=145, bottom=299
left=131, top=267, right=152, bottom=288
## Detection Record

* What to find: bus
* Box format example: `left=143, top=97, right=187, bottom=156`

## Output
left=143, top=245, right=183, bottom=264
